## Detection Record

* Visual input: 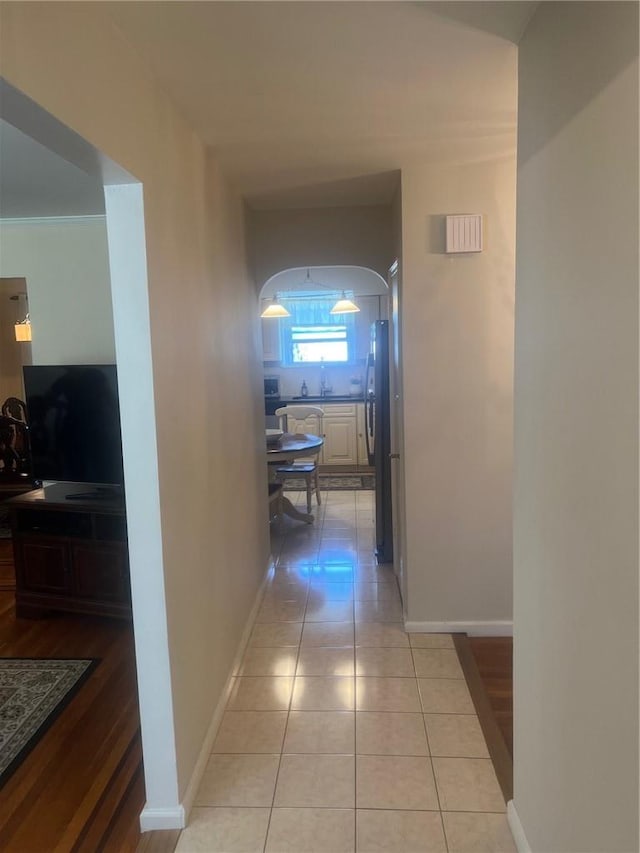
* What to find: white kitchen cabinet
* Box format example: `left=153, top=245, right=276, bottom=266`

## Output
left=322, top=416, right=357, bottom=465
left=261, top=318, right=282, bottom=362
left=318, top=403, right=357, bottom=466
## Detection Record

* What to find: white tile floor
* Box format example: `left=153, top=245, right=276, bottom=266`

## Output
left=176, top=489, right=515, bottom=853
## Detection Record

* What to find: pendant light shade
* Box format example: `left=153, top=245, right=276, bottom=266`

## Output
left=330, top=291, right=360, bottom=315
left=261, top=295, right=291, bottom=318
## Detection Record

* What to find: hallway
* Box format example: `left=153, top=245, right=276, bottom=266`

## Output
left=176, top=488, right=515, bottom=852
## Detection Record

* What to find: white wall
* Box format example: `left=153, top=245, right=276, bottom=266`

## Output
left=0, top=2, right=269, bottom=821
left=0, top=217, right=115, bottom=364
left=400, top=158, right=516, bottom=631
left=513, top=4, right=639, bottom=851
left=250, top=204, right=395, bottom=286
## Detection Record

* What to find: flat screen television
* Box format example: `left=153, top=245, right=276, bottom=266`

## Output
left=23, top=364, right=124, bottom=492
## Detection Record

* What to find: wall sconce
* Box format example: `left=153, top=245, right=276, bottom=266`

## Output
left=10, top=293, right=32, bottom=342
left=15, top=314, right=32, bottom=342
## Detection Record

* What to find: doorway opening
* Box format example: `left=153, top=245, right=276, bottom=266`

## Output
left=259, top=264, right=400, bottom=575
left=0, top=80, right=178, bottom=839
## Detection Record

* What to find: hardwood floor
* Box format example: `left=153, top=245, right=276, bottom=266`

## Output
left=454, top=634, right=513, bottom=803
left=0, top=586, right=144, bottom=852
left=468, top=636, right=513, bottom=759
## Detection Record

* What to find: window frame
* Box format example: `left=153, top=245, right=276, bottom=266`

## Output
left=279, top=295, right=357, bottom=366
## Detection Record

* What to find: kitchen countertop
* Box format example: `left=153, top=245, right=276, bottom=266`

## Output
left=280, top=395, right=364, bottom=403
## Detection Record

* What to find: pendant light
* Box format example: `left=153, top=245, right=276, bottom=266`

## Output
left=302, top=270, right=360, bottom=314
left=330, top=291, right=360, bottom=315
left=261, top=294, right=291, bottom=318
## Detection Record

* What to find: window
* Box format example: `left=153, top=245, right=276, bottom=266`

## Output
left=281, top=296, right=355, bottom=365
left=290, top=324, right=349, bottom=364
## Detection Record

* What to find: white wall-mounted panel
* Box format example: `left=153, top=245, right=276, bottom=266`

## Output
left=445, top=214, right=483, bottom=253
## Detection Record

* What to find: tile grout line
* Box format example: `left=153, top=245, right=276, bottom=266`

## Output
left=352, top=565, right=358, bottom=852
left=261, top=568, right=308, bottom=852
left=416, top=648, right=450, bottom=852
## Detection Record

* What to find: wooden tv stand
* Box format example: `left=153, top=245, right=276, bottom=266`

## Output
left=7, top=483, right=131, bottom=620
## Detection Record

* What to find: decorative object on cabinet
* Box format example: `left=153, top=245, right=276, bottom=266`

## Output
left=0, top=399, right=33, bottom=498
left=349, top=376, right=363, bottom=396
left=2, top=397, right=27, bottom=423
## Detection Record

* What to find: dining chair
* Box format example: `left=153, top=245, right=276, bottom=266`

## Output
left=274, top=405, right=324, bottom=513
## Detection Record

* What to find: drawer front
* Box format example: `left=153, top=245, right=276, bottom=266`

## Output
left=322, top=404, right=357, bottom=417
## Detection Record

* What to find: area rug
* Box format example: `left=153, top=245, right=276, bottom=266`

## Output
left=0, top=658, right=98, bottom=786
left=283, top=473, right=375, bottom=491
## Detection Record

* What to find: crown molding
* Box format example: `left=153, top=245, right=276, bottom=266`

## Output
left=0, top=215, right=106, bottom=226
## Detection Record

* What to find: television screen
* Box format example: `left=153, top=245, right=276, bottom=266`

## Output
left=23, top=364, right=124, bottom=487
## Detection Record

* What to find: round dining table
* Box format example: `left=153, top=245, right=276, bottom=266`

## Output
left=267, top=432, right=324, bottom=523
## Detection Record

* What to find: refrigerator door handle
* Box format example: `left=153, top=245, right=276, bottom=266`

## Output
left=364, top=394, right=375, bottom=465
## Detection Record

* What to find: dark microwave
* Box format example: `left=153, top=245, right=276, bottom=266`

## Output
left=264, top=376, right=280, bottom=397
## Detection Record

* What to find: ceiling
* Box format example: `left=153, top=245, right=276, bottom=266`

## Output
left=105, top=1, right=533, bottom=207
left=0, top=119, right=105, bottom=219
left=0, top=2, right=535, bottom=216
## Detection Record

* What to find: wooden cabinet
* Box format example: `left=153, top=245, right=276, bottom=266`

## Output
left=262, top=318, right=282, bottom=362
left=8, top=483, right=131, bottom=620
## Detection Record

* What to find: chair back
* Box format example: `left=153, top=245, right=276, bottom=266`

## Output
left=275, top=405, right=324, bottom=436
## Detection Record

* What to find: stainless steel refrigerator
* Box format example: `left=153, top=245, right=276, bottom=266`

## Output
left=364, top=320, right=393, bottom=564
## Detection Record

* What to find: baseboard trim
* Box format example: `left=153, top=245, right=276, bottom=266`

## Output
left=404, top=620, right=513, bottom=637
left=507, top=801, right=531, bottom=853
left=139, top=806, right=185, bottom=832
left=177, top=558, right=274, bottom=826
